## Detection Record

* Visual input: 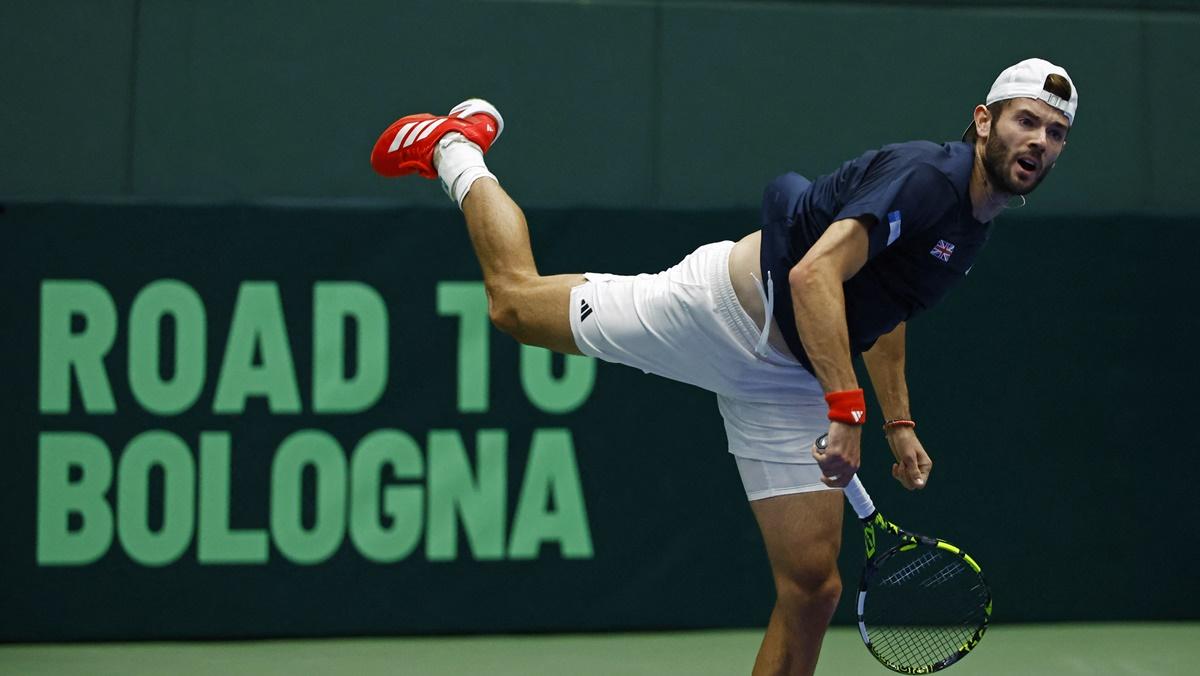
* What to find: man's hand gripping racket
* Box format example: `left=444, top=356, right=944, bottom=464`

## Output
left=817, top=434, right=993, bottom=673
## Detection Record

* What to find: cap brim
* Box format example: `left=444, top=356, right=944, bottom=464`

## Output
left=961, top=120, right=977, bottom=143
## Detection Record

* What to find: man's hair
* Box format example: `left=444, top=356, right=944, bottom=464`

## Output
left=1043, top=73, right=1073, bottom=101
left=966, top=73, right=1074, bottom=142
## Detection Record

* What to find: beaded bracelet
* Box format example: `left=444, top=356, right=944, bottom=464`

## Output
left=883, top=419, right=916, bottom=431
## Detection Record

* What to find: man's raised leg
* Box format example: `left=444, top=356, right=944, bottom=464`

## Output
left=458, top=177, right=585, bottom=355
left=370, top=99, right=583, bottom=355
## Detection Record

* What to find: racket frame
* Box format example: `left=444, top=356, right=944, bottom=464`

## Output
left=842, top=474, right=992, bottom=674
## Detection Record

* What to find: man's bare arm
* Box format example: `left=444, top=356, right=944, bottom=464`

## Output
left=789, top=218, right=871, bottom=392
left=862, top=321, right=931, bottom=490
left=862, top=321, right=910, bottom=420
left=789, top=217, right=871, bottom=486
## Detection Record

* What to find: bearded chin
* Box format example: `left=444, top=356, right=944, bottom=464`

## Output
left=982, top=134, right=1052, bottom=197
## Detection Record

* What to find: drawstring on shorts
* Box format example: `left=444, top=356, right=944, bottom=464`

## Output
left=749, top=270, right=774, bottom=358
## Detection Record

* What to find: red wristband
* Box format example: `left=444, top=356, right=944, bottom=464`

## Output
left=825, top=389, right=867, bottom=425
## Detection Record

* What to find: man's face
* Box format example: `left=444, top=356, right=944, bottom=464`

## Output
left=981, top=98, right=1069, bottom=196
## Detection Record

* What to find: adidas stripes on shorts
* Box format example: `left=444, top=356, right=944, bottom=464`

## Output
left=568, top=240, right=837, bottom=501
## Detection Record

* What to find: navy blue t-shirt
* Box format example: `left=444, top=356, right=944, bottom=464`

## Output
left=759, top=141, right=989, bottom=374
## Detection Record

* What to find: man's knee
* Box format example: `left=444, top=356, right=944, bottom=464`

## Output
left=774, top=558, right=842, bottom=618
left=485, top=277, right=534, bottom=343
left=483, top=274, right=582, bottom=355
left=487, top=296, right=523, bottom=342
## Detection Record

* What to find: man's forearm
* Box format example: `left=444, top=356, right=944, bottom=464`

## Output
left=791, top=265, right=858, bottom=392
left=862, top=322, right=911, bottom=420
left=789, top=217, right=873, bottom=395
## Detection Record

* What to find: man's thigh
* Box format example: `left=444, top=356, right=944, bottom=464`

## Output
left=751, top=489, right=844, bottom=583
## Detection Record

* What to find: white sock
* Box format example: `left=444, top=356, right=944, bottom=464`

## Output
left=434, top=132, right=496, bottom=209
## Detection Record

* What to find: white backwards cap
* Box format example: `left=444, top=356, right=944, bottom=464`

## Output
left=964, top=58, right=1078, bottom=141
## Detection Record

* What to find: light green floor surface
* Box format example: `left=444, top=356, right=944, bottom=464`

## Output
left=2, top=623, right=1196, bottom=675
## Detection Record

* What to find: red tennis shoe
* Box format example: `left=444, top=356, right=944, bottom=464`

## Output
left=370, top=99, right=504, bottom=179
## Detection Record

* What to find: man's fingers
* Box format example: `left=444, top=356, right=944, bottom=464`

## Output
left=819, top=455, right=855, bottom=475
left=900, top=456, right=927, bottom=489
left=891, top=460, right=926, bottom=490
left=820, top=474, right=850, bottom=488
left=822, top=466, right=855, bottom=487
left=908, top=467, right=926, bottom=488
left=818, top=455, right=853, bottom=488
left=814, top=431, right=858, bottom=488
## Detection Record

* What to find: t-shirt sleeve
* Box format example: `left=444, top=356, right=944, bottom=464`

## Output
left=833, top=163, right=960, bottom=259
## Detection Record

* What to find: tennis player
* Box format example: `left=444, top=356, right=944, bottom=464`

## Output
left=371, top=58, right=1076, bottom=676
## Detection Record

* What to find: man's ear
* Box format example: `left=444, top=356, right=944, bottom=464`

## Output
left=972, top=104, right=992, bottom=140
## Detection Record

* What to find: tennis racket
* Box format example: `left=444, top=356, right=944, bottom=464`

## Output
left=816, top=434, right=992, bottom=673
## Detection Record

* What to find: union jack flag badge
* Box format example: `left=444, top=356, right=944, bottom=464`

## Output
left=930, top=239, right=956, bottom=262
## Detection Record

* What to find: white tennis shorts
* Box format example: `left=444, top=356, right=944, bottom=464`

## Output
left=568, top=240, right=837, bottom=500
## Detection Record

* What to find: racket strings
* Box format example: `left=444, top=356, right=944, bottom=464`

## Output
left=871, top=623, right=968, bottom=670
left=870, top=620, right=976, bottom=668
left=866, top=599, right=986, bottom=667
left=878, top=550, right=940, bottom=587
left=922, top=560, right=968, bottom=588
left=863, top=549, right=990, bottom=670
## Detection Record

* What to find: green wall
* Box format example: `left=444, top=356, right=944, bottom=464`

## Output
left=3, top=0, right=1198, bottom=213
left=2, top=203, right=1197, bottom=641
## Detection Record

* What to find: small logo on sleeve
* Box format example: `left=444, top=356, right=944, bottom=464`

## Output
left=580, top=299, right=594, bottom=322
left=887, top=211, right=902, bottom=245
left=930, top=239, right=956, bottom=262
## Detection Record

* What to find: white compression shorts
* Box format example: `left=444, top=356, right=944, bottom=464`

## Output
left=568, top=240, right=838, bottom=500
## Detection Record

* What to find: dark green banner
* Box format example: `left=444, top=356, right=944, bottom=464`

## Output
left=1, top=204, right=1197, bottom=641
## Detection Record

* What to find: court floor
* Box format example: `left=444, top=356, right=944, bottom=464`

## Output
left=2, top=623, right=1196, bottom=675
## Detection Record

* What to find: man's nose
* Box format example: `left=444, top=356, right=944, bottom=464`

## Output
left=1029, top=127, right=1047, bottom=150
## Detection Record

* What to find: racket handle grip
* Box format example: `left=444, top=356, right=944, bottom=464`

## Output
left=843, top=474, right=877, bottom=521
left=815, top=434, right=877, bottom=521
